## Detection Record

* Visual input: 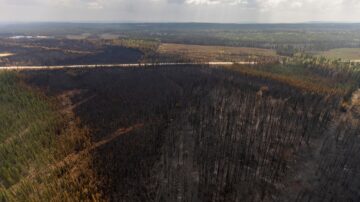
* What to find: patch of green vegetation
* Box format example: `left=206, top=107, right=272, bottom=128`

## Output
left=0, top=72, right=58, bottom=186
left=226, top=57, right=359, bottom=95
left=0, top=71, right=99, bottom=201
left=317, top=48, right=360, bottom=61
left=256, top=64, right=308, bottom=76
left=157, top=43, right=278, bottom=62
left=110, top=38, right=160, bottom=53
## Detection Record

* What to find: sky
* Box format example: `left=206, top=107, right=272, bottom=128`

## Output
left=0, top=0, right=359, bottom=23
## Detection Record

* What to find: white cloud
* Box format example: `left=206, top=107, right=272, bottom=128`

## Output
left=185, top=0, right=246, bottom=5
left=256, top=0, right=347, bottom=10
left=86, top=0, right=104, bottom=9
left=50, top=0, right=103, bottom=9
left=0, top=0, right=359, bottom=22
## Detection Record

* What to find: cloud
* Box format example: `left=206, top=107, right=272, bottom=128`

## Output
left=185, top=0, right=246, bottom=5
left=0, top=0, right=42, bottom=6
left=0, top=0, right=359, bottom=22
left=255, top=0, right=346, bottom=10
left=50, top=0, right=104, bottom=9
left=86, top=0, right=104, bottom=9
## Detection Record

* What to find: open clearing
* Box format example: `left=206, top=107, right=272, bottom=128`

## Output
left=318, top=48, right=360, bottom=61
left=158, top=43, right=278, bottom=62
left=65, top=33, right=92, bottom=40
left=0, top=53, right=14, bottom=57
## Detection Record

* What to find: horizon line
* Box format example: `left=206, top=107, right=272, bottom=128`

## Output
left=1, top=21, right=360, bottom=25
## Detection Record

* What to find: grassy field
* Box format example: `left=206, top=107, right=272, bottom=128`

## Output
left=0, top=71, right=100, bottom=201
left=157, top=43, right=278, bottom=62
left=318, top=48, right=360, bottom=61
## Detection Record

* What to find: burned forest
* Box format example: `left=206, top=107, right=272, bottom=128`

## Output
left=12, top=66, right=358, bottom=202
left=1, top=22, right=360, bottom=202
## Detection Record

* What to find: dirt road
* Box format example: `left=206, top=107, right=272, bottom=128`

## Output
left=0, top=61, right=256, bottom=70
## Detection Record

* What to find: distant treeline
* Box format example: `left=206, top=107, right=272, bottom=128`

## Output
left=1, top=23, right=360, bottom=56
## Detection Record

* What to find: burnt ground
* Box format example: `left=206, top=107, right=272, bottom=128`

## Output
left=0, top=41, right=143, bottom=66
left=61, top=46, right=143, bottom=65
left=21, top=66, right=359, bottom=202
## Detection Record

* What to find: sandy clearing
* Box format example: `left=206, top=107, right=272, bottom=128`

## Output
left=0, top=53, right=14, bottom=57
